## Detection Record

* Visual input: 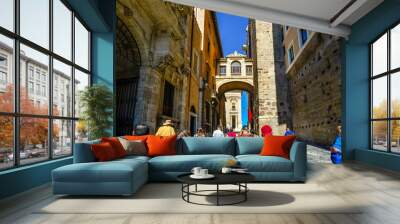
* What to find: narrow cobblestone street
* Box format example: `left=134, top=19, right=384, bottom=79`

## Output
left=307, top=145, right=331, bottom=164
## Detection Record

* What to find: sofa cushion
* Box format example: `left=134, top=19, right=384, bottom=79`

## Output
left=236, top=155, right=293, bottom=172
left=147, top=135, right=177, bottom=157
left=118, top=137, right=147, bottom=156
left=178, top=137, right=235, bottom=155
left=53, top=158, right=147, bottom=183
left=149, top=154, right=235, bottom=172
left=260, top=135, right=296, bottom=159
left=236, top=137, right=263, bottom=155
left=101, top=137, right=127, bottom=158
left=91, top=142, right=118, bottom=162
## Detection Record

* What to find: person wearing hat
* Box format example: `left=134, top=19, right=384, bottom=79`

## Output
left=155, top=119, right=176, bottom=137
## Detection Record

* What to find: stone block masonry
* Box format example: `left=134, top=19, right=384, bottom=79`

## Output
left=250, top=21, right=291, bottom=135
left=288, top=34, right=342, bottom=146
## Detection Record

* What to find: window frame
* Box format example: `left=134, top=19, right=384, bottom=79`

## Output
left=231, top=61, right=241, bottom=75
left=370, top=21, right=400, bottom=154
left=287, top=44, right=295, bottom=65
left=298, top=29, right=309, bottom=47
left=0, top=0, right=92, bottom=171
left=219, top=65, right=226, bottom=76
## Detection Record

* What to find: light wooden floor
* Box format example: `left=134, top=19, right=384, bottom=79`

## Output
left=1, top=160, right=400, bottom=224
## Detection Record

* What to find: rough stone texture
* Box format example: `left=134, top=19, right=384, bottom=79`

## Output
left=288, top=34, right=342, bottom=146
left=249, top=20, right=291, bottom=135
left=117, top=0, right=192, bottom=133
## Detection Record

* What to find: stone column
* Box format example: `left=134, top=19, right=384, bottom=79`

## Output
left=253, top=21, right=289, bottom=135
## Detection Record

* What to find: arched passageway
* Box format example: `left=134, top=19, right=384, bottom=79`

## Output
left=115, top=18, right=141, bottom=136
left=217, top=81, right=254, bottom=130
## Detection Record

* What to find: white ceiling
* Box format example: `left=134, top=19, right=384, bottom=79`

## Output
left=164, top=0, right=384, bottom=37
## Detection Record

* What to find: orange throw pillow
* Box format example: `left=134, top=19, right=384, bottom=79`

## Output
left=91, top=142, right=117, bottom=161
left=260, top=135, right=296, bottom=159
left=146, top=135, right=177, bottom=157
left=101, top=137, right=126, bottom=158
left=124, top=135, right=149, bottom=142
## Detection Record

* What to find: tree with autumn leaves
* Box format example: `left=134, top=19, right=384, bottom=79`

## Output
left=373, top=99, right=400, bottom=142
left=0, top=85, right=59, bottom=153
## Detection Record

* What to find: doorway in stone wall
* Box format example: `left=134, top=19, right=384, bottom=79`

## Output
left=189, top=106, right=197, bottom=135
left=116, top=18, right=141, bottom=136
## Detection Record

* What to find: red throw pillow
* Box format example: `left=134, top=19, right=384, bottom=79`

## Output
left=101, top=137, right=126, bottom=158
left=124, top=135, right=149, bottom=142
left=146, top=135, right=177, bottom=157
left=91, top=142, right=118, bottom=161
left=260, top=135, right=296, bottom=159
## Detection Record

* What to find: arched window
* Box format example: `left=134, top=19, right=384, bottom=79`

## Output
left=231, top=61, right=241, bottom=75
left=231, top=103, right=236, bottom=111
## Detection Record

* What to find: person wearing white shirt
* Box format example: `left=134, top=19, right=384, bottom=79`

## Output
left=212, top=125, right=225, bottom=137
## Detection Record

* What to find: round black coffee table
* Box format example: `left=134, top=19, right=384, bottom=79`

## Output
left=177, top=173, right=255, bottom=206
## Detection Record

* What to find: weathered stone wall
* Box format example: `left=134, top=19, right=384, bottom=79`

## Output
left=250, top=20, right=291, bottom=135
left=117, top=0, right=192, bottom=133
left=288, top=34, right=342, bottom=146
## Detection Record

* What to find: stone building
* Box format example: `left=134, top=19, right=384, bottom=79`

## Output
left=194, top=8, right=223, bottom=133
left=216, top=51, right=254, bottom=130
left=283, top=27, right=342, bottom=146
left=224, top=91, right=242, bottom=131
left=116, top=0, right=222, bottom=135
left=247, top=20, right=291, bottom=135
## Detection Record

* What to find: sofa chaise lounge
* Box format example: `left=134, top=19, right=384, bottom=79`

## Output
left=52, top=137, right=307, bottom=196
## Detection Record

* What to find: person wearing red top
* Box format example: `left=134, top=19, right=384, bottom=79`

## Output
left=227, top=128, right=237, bottom=137
left=261, top=125, right=273, bottom=137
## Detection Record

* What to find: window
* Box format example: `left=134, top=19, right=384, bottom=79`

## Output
left=36, top=83, right=41, bottom=95
left=246, top=65, right=252, bottom=76
left=41, top=85, right=46, bottom=97
left=298, top=29, right=308, bottom=47
left=74, top=69, right=89, bottom=118
left=370, top=24, right=400, bottom=153
left=162, top=81, right=175, bottom=117
left=20, top=0, right=49, bottom=48
left=28, top=67, right=34, bottom=80
left=231, top=61, right=241, bottom=75
left=232, top=103, right=236, bottom=111
left=219, top=65, right=226, bottom=75
left=0, top=71, right=6, bottom=84
left=231, top=115, right=236, bottom=129
left=0, top=0, right=91, bottom=170
left=0, top=55, right=7, bottom=67
left=53, top=59, right=72, bottom=117
left=53, top=0, right=72, bottom=60
left=0, top=35, right=13, bottom=112
left=0, top=0, right=14, bottom=31
left=75, top=17, right=90, bottom=70
left=28, top=82, right=34, bottom=93
left=288, top=45, right=295, bottom=64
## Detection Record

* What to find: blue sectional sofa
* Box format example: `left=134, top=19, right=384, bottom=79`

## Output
left=52, top=137, right=307, bottom=196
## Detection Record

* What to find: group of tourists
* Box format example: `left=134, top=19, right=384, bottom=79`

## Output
left=133, top=119, right=342, bottom=165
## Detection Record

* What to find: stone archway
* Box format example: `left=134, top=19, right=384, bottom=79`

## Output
left=216, top=80, right=254, bottom=130
left=115, top=18, right=141, bottom=136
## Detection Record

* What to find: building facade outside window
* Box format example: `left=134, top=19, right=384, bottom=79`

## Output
left=231, top=61, right=241, bottom=75
left=0, top=0, right=91, bottom=170
left=370, top=23, right=400, bottom=153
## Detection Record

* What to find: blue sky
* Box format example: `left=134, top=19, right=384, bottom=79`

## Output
left=216, top=12, right=249, bottom=127
left=216, top=12, right=248, bottom=57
